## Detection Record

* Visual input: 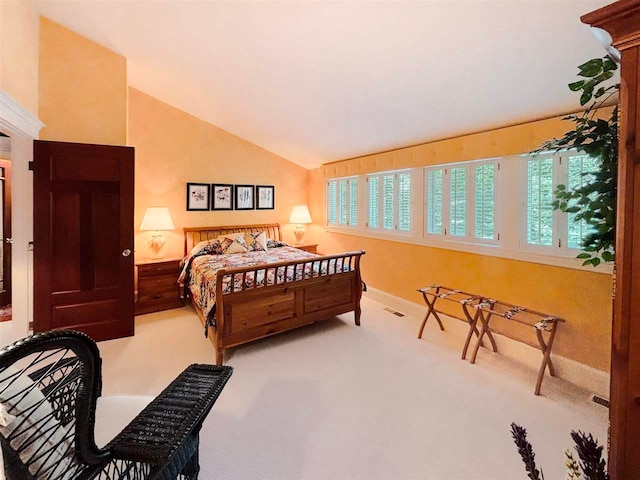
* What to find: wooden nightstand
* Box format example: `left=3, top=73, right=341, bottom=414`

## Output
left=294, top=244, right=318, bottom=254
left=135, top=258, right=183, bottom=315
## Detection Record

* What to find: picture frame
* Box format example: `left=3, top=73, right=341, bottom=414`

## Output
left=186, top=183, right=210, bottom=211
left=211, top=183, right=234, bottom=210
left=256, top=185, right=275, bottom=210
left=234, top=184, right=255, bottom=210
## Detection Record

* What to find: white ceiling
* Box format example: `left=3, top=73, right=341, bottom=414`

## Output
left=34, top=0, right=613, bottom=168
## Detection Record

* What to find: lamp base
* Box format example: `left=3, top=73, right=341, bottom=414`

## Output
left=148, top=233, right=166, bottom=259
left=293, top=225, right=306, bottom=245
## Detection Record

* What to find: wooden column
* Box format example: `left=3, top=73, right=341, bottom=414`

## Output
left=581, top=1, right=640, bottom=478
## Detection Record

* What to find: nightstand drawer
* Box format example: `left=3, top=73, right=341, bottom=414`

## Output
left=138, top=274, right=179, bottom=291
left=138, top=288, right=181, bottom=304
left=138, top=262, right=181, bottom=277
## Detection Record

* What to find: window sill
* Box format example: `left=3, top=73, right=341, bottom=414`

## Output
left=325, top=226, right=613, bottom=274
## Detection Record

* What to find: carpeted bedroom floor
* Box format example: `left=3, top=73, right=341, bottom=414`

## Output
left=98, top=295, right=608, bottom=479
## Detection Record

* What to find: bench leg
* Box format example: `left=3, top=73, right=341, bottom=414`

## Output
left=461, top=308, right=482, bottom=360
left=535, top=323, right=558, bottom=395
left=418, top=290, right=444, bottom=339
left=355, top=304, right=361, bottom=326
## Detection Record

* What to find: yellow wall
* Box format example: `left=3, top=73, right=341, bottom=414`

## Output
left=38, top=17, right=127, bottom=145
left=0, top=1, right=39, bottom=116
left=128, top=87, right=310, bottom=262
left=308, top=113, right=613, bottom=372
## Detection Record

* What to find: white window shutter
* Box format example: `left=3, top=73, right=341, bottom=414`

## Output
left=474, top=163, right=495, bottom=240
left=426, top=169, right=444, bottom=234
left=526, top=157, right=554, bottom=246
left=566, top=153, right=598, bottom=249
left=368, top=176, right=379, bottom=228
left=327, top=181, right=337, bottom=225
left=349, top=178, right=358, bottom=226
left=398, top=173, right=411, bottom=231
left=449, top=167, right=467, bottom=237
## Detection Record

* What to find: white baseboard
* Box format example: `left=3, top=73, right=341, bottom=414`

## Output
left=364, top=287, right=611, bottom=398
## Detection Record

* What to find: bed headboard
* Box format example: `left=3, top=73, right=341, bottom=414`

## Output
left=183, top=223, right=282, bottom=255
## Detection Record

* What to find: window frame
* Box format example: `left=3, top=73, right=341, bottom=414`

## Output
left=326, top=176, right=359, bottom=229
left=519, top=150, right=597, bottom=257
left=424, top=158, right=500, bottom=246
left=365, top=169, right=413, bottom=236
left=324, top=150, right=609, bottom=273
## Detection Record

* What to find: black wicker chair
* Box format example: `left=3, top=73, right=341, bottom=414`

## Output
left=0, top=330, right=232, bottom=480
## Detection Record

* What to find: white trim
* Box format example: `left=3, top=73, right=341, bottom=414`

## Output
left=364, top=286, right=610, bottom=397
left=0, top=90, right=44, bottom=139
left=327, top=225, right=613, bottom=274
left=0, top=88, right=42, bottom=344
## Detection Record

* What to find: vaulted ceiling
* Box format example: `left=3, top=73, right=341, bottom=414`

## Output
left=34, top=1, right=613, bottom=168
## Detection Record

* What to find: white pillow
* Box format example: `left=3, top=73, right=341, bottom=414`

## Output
left=0, top=366, right=79, bottom=479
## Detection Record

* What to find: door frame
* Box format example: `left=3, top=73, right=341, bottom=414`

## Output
left=0, top=89, right=44, bottom=343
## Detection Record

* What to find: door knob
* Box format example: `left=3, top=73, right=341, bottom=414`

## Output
left=122, top=249, right=132, bottom=257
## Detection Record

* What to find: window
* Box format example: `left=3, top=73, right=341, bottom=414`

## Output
left=327, top=177, right=358, bottom=227
left=367, top=170, right=411, bottom=233
left=425, top=159, right=498, bottom=243
left=522, top=151, right=598, bottom=253
left=324, top=149, right=601, bottom=271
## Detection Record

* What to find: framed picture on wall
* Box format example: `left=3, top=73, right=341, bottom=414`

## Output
left=211, top=184, right=234, bottom=210
left=234, top=185, right=254, bottom=210
left=256, top=185, right=275, bottom=210
left=186, top=183, right=210, bottom=211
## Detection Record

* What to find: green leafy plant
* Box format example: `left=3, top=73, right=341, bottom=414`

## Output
left=511, top=423, right=609, bottom=480
left=535, top=56, right=619, bottom=267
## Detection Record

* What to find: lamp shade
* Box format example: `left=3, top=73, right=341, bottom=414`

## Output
left=289, top=205, right=312, bottom=224
left=140, top=207, right=175, bottom=231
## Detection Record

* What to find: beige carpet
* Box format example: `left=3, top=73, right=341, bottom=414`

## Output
left=98, top=296, right=607, bottom=479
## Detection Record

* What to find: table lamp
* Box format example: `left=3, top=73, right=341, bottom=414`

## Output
left=140, top=207, right=175, bottom=259
left=289, top=205, right=312, bottom=245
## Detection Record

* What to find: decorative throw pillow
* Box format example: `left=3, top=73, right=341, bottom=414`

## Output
left=222, top=236, right=250, bottom=254
left=191, top=239, right=220, bottom=256
left=267, top=239, right=288, bottom=249
left=216, top=232, right=245, bottom=241
left=244, top=232, right=268, bottom=252
left=0, top=366, right=79, bottom=479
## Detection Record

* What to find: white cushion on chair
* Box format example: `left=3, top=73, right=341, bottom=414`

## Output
left=94, top=395, right=154, bottom=448
left=0, top=366, right=77, bottom=479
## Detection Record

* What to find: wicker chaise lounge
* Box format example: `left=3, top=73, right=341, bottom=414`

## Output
left=0, top=330, right=232, bottom=479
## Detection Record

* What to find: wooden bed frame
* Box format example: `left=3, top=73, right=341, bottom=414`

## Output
left=183, top=223, right=365, bottom=365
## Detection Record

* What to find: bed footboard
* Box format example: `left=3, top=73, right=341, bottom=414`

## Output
left=211, top=250, right=365, bottom=364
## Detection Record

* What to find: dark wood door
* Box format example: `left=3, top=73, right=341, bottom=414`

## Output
left=0, top=159, right=11, bottom=307
left=33, top=141, right=135, bottom=341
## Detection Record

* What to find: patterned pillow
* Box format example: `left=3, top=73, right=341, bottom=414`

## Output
left=190, top=238, right=231, bottom=256
left=245, top=232, right=268, bottom=252
left=267, top=239, right=288, bottom=249
left=222, top=236, right=250, bottom=254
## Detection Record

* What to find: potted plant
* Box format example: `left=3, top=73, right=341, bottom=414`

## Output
left=536, top=56, right=619, bottom=267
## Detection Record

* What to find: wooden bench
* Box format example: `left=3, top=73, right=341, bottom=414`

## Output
left=417, top=285, right=565, bottom=395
